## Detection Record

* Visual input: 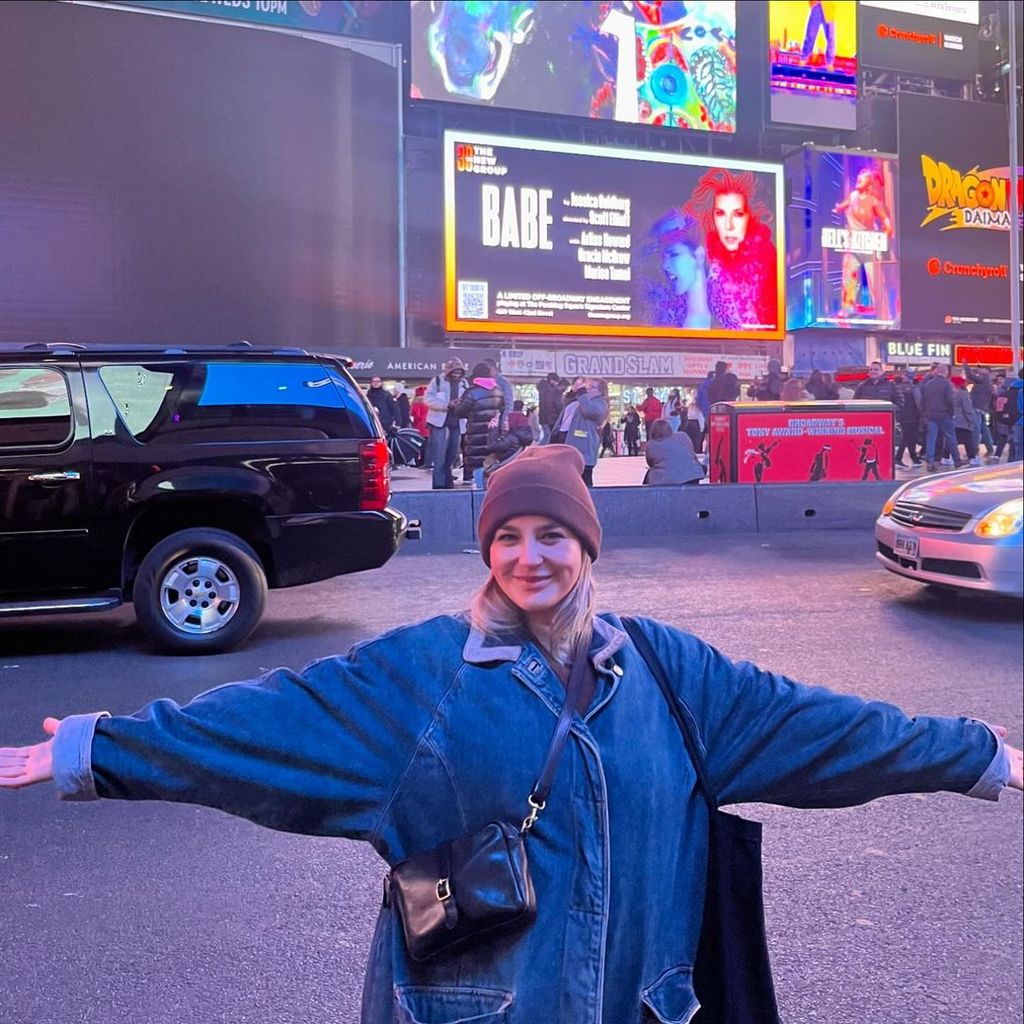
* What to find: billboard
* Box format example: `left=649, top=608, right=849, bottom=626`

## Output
left=859, top=0, right=979, bottom=79
left=769, top=0, right=857, bottom=130
left=897, top=95, right=1017, bottom=335
left=786, top=147, right=900, bottom=330
left=444, top=132, right=785, bottom=341
left=412, top=1, right=737, bottom=134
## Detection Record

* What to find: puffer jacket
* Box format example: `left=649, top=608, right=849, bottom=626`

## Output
left=50, top=613, right=1007, bottom=1024
left=455, top=377, right=504, bottom=474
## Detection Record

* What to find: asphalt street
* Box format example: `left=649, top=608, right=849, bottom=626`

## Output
left=1, top=530, right=1021, bottom=1024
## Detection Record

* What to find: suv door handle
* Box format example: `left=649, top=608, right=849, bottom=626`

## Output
left=27, top=471, right=81, bottom=482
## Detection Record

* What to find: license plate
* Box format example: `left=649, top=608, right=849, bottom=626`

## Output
left=894, top=535, right=919, bottom=559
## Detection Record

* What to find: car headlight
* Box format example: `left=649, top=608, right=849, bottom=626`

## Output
left=881, top=484, right=910, bottom=517
left=974, top=498, right=1024, bottom=538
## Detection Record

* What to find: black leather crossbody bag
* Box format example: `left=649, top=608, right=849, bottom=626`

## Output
left=387, top=635, right=592, bottom=962
left=622, top=618, right=780, bottom=1024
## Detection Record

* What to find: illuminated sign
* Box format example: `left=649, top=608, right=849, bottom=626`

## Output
left=412, top=1, right=738, bottom=134
left=768, top=0, right=857, bottom=130
left=920, top=157, right=1019, bottom=231
left=445, top=131, right=785, bottom=341
left=786, top=147, right=900, bottom=330
left=953, top=344, right=1014, bottom=366
left=883, top=340, right=952, bottom=361
left=859, top=0, right=979, bottom=78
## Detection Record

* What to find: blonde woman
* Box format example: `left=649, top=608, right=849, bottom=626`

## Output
left=1, top=446, right=1020, bottom=1023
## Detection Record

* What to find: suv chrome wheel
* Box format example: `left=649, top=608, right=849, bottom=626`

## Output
left=159, top=556, right=240, bottom=635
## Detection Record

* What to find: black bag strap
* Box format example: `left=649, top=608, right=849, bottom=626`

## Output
left=520, top=633, right=592, bottom=834
left=621, top=617, right=716, bottom=811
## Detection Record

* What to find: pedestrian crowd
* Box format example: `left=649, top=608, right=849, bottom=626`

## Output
left=366, top=358, right=1024, bottom=489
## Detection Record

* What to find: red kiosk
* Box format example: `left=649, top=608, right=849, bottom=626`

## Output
left=707, top=401, right=895, bottom=484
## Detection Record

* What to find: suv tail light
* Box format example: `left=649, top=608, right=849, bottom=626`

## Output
left=359, top=439, right=390, bottom=511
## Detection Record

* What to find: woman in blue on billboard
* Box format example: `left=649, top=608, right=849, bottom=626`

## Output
left=644, top=210, right=712, bottom=329
left=684, top=167, right=779, bottom=332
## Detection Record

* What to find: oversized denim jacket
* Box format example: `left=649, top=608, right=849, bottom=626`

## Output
left=52, top=614, right=1008, bottom=1024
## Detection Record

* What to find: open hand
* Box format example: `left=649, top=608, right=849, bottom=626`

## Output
left=992, top=725, right=1023, bottom=792
left=0, top=717, right=60, bottom=789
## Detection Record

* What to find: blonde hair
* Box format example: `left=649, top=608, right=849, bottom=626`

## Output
left=469, top=555, right=597, bottom=664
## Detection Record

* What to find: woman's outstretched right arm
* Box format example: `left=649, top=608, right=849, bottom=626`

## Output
left=0, top=636, right=444, bottom=841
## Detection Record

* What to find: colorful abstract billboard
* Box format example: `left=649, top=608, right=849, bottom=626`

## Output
left=412, top=1, right=737, bottom=134
left=859, top=0, right=979, bottom=79
left=897, top=94, right=1017, bottom=335
left=769, top=0, right=857, bottom=130
left=786, top=147, right=900, bottom=330
left=444, top=132, right=784, bottom=341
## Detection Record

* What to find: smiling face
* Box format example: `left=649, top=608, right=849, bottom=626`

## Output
left=712, top=192, right=749, bottom=252
left=662, top=242, right=698, bottom=295
left=489, top=515, right=583, bottom=625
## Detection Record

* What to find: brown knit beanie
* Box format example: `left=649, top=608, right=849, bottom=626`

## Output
left=477, top=445, right=602, bottom=566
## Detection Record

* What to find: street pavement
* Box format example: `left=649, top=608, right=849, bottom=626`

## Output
left=1, top=530, right=1021, bottom=1024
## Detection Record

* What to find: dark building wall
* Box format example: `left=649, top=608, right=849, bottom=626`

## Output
left=0, top=1, right=399, bottom=349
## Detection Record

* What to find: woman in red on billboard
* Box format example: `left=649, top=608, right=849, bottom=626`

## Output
left=685, top=168, right=778, bottom=332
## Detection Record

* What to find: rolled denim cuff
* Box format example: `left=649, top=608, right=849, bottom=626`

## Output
left=965, top=720, right=1011, bottom=801
left=52, top=712, right=111, bottom=801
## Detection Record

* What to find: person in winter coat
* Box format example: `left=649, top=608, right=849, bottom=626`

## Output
left=780, top=377, right=810, bottom=401
left=684, top=396, right=704, bottom=453
left=366, top=376, right=398, bottom=434
left=643, top=418, right=704, bottom=485
left=4, top=444, right=1020, bottom=1024
left=637, top=388, right=664, bottom=440
left=920, top=364, right=964, bottom=472
left=707, top=360, right=740, bottom=406
left=951, top=377, right=981, bottom=466
left=622, top=405, right=642, bottom=456
left=665, top=388, right=685, bottom=433
left=410, top=387, right=430, bottom=440
left=1009, top=367, right=1024, bottom=462
left=852, top=361, right=899, bottom=404
left=425, top=359, right=470, bottom=489
left=484, top=359, right=515, bottom=432
left=455, top=362, right=505, bottom=484
left=962, top=362, right=996, bottom=458
left=892, top=371, right=922, bottom=468
left=751, top=359, right=784, bottom=401
left=537, top=373, right=564, bottom=444
left=393, top=386, right=412, bottom=430
left=551, top=377, right=610, bottom=486
left=806, top=369, right=836, bottom=401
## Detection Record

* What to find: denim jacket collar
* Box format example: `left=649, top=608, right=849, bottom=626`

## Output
left=461, top=614, right=628, bottom=669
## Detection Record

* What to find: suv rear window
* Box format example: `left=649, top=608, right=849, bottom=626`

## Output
left=99, top=361, right=373, bottom=442
left=0, top=367, right=73, bottom=447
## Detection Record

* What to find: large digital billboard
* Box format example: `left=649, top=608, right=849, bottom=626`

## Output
left=444, top=132, right=784, bottom=341
left=859, top=1, right=979, bottom=79
left=412, top=1, right=737, bottom=134
left=786, top=147, right=900, bottom=330
left=897, top=94, right=1016, bottom=335
left=769, top=0, right=857, bottom=130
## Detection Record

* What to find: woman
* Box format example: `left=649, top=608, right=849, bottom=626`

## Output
left=780, top=377, right=810, bottom=402
left=2, top=445, right=1019, bottom=1023
left=644, top=418, right=704, bottom=485
left=455, top=361, right=505, bottom=484
left=684, top=393, right=704, bottom=452
left=685, top=168, right=779, bottom=332
left=665, top=387, right=685, bottom=433
left=643, top=210, right=711, bottom=329
left=622, top=404, right=641, bottom=457
left=550, top=377, right=609, bottom=487
left=952, top=376, right=981, bottom=466
left=410, top=386, right=431, bottom=466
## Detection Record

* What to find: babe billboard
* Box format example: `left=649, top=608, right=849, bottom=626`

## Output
left=444, top=132, right=785, bottom=341
left=897, top=94, right=1017, bottom=335
left=786, top=146, right=900, bottom=330
left=412, top=1, right=737, bottom=134
left=768, top=0, right=857, bottom=130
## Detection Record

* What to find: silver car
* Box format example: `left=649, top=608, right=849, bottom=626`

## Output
left=875, top=463, right=1024, bottom=598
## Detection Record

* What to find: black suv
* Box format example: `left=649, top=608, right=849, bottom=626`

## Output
left=0, top=344, right=415, bottom=653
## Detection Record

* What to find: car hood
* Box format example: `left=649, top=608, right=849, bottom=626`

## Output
left=899, top=464, right=1024, bottom=514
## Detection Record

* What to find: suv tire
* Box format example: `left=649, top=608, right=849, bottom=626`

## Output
left=133, top=528, right=268, bottom=654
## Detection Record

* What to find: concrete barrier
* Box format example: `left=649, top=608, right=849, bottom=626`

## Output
left=468, top=483, right=757, bottom=538
left=390, top=490, right=476, bottom=547
left=391, top=480, right=897, bottom=550
left=753, top=481, right=895, bottom=532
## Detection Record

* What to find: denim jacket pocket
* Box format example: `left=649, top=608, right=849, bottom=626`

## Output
left=394, top=985, right=513, bottom=1024
left=641, top=965, right=700, bottom=1024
